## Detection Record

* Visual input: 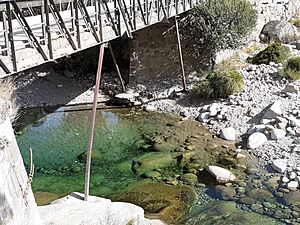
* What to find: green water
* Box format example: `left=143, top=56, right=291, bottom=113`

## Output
left=16, top=106, right=156, bottom=198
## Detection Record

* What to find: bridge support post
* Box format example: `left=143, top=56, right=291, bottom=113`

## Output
left=175, top=16, right=187, bottom=91
left=84, top=43, right=105, bottom=202
left=108, top=42, right=126, bottom=92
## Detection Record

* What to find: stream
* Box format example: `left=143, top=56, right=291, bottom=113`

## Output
left=15, top=106, right=300, bottom=225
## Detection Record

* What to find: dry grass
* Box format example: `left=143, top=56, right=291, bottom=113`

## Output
left=216, top=53, right=247, bottom=71
left=0, top=79, right=19, bottom=123
left=290, top=11, right=300, bottom=27
left=243, top=42, right=263, bottom=55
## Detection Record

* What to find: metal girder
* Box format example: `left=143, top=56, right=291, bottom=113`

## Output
left=48, top=0, right=77, bottom=50
left=78, top=0, right=100, bottom=42
left=0, top=58, right=10, bottom=74
left=11, top=1, right=48, bottom=61
left=102, top=0, right=119, bottom=36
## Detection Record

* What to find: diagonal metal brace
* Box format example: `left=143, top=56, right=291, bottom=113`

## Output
left=11, top=1, right=48, bottom=61
left=77, top=0, right=100, bottom=42
left=0, top=59, right=10, bottom=74
left=101, top=0, right=119, bottom=36
left=49, top=0, right=77, bottom=50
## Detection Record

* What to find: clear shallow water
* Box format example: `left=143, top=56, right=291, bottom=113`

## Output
left=16, top=106, right=149, bottom=198
left=15, top=106, right=297, bottom=224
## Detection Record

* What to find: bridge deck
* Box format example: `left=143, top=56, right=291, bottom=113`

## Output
left=0, top=0, right=198, bottom=77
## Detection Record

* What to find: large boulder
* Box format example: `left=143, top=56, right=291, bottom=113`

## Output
left=39, top=192, right=165, bottom=225
left=260, top=20, right=299, bottom=44
left=271, top=159, right=287, bottom=173
left=284, top=82, right=300, bottom=94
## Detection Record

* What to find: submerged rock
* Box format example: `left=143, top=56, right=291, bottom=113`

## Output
left=282, top=190, right=300, bottom=206
left=180, top=173, right=198, bottom=186
left=207, top=166, right=236, bottom=183
left=182, top=201, right=283, bottom=225
left=117, top=183, right=197, bottom=224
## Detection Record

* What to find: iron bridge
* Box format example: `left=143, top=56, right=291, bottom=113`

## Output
left=0, top=0, right=198, bottom=76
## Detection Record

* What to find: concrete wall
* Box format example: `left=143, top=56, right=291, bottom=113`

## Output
left=0, top=100, right=41, bottom=225
left=129, top=0, right=300, bottom=81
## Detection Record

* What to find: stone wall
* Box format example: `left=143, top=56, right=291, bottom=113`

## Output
left=129, top=19, right=208, bottom=82
left=0, top=100, right=41, bottom=225
left=129, top=0, right=300, bottom=82
left=249, top=0, right=300, bottom=40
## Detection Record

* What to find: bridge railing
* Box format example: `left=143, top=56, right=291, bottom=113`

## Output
left=0, top=0, right=198, bottom=76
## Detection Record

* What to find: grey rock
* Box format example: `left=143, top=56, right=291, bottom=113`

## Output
left=284, top=82, right=300, bottom=94
left=263, top=101, right=282, bottom=120
left=261, top=20, right=300, bottom=44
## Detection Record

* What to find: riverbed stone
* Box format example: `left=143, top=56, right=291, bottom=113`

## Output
left=219, top=127, right=236, bottom=141
left=145, top=105, right=157, bottom=112
left=143, top=171, right=162, bottom=179
left=282, top=190, right=300, bottom=206
left=180, top=173, right=198, bottom=186
left=247, top=132, right=267, bottom=149
left=246, top=188, right=274, bottom=202
left=272, top=159, right=287, bottom=173
left=212, top=185, right=236, bottom=200
left=207, top=166, right=236, bottom=183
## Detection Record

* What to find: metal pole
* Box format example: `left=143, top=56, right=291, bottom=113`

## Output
left=84, top=43, right=105, bottom=201
left=108, top=43, right=126, bottom=92
left=6, top=2, right=17, bottom=72
left=174, top=16, right=187, bottom=91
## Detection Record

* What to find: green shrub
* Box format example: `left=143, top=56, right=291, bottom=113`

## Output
left=248, top=43, right=290, bottom=64
left=281, top=57, right=300, bottom=80
left=194, top=70, right=244, bottom=98
left=180, top=0, right=257, bottom=67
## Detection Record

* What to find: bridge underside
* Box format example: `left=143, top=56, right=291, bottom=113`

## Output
left=0, top=0, right=198, bottom=77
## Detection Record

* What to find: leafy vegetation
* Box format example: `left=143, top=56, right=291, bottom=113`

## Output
left=281, top=57, right=300, bottom=80
left=194, top=69, right=244, bottom=99
left=180, top=0, right=257, bottom=68
left=248, top=43, right=290, bottom=65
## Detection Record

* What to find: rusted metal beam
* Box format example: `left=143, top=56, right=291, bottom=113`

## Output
left=175, top=16, right=187, bottom=91
left=84, top=43, right=105, bottom=201
left=108, top=42, right=126, bottom=92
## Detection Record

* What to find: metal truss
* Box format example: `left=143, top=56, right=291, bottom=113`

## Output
left=0, top=0, right=198, bottom=75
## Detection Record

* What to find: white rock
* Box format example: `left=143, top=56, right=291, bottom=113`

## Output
left=287, top=127, right=296, bottom=136
left=197, top=112, right=210, bottom=123
left=207, top=166, right=236, bottom=183
left=209, top=103, right=220, bottom=116
left=282, top=176, right=289, bottom=183
left=270, top=129, right=286, bottom=140
left=247, top=124, right=266, bottom=135
left=276, top=117, right=288, bottom=129
left=284, top=83, right=300, bottom=94
left=290, top=172, right=297, bottom=180
left=272, top=159, right=287, bottom=173
left=287, top=181, right=299, bottom=191
left=289, top=116, right=300, bottom=127
left=263, top=101, right=282, bottom=119
left=219, top=107, right=228, bottom=116
left=39, top=192, right=165, bottom=225
left=247, top=132, right=267, bottom=149
left=219, top=127, right=236, bottom=141
left=145, top=105, right=157, bottom=112
left=236, top=153, right=246, bottom=159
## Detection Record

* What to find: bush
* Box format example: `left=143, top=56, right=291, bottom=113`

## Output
left=281, top=57, right=300, bottom=80
left=248, top=43, right=290, bottom=64
left=180, top=0, right=257, bottom=67
left=194, top=69, right=244, bottom=98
